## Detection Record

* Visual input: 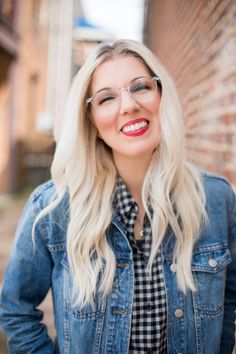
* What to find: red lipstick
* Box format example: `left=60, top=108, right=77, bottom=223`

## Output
left=121, top=118, right=149, bottom=137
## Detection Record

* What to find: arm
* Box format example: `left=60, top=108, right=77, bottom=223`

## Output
left=0, top=190, right=54, bottom=353
left=220, top=188, right=236, bottom=354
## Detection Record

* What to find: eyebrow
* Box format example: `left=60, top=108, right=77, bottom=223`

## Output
left=93, top=76, right=147, bottom=96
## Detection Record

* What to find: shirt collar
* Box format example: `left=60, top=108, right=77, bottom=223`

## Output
left=114, top=176, right=138, bottom=221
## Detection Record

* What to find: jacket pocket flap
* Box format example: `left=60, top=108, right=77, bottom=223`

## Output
left=192, top=248, right=231, bottom=273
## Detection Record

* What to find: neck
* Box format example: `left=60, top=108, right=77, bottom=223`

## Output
left=113, top=153, right=152, bottom=205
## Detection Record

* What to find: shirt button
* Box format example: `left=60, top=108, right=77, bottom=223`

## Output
left=145, top=303, right=153, bottom=312
left=175, top=309, right=184, bottom=318
left=170, top=263, right=177, bottom=272
left=208, top=258, right=217, bottom=268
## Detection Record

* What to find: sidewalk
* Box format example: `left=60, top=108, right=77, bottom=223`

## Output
left=0, top=194, right=55, bottom=353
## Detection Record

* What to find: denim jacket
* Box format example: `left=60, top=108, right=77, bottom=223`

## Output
left=0, top=172, right=236, bottom=354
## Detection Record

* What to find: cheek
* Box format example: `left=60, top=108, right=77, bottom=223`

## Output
left=147, top=94, right=161, bottom=113
left=140, top=103, right=160, bottom=123
left=152, top=101, right=161, bottom=116
left=92, top=112, right=116, bottom=132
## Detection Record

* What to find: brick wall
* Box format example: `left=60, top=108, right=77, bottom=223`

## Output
left=0, top=0, right=54, bottom=193
left=144, top=0, right=236, bottom=189
left=0, top=50, right=12, bottom=193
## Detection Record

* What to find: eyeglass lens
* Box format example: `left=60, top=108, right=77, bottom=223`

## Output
left=91, top=77, right=159, bottom=116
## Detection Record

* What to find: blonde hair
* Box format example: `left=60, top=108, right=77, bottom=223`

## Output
left=35, top=40, right=207, bottom=307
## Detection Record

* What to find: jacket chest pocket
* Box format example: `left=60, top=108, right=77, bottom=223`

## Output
left=61, top=254, right=106, bottom=321
left=192, top=246, right=231, bottom=316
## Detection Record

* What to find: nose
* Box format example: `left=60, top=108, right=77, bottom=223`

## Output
left=119, top=88, right=140, bottom=115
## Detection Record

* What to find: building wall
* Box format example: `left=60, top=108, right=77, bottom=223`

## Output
left=0, top=49, right=12, bottom=192
left=144, top=0, right=236, bottom=189
left=0, top=0, right=55, bottom=193
left=14, top=0, right=49, bottom=140
left=0, top=0, right=81, bottom=193
left=0, top=0, right=19, bottom=193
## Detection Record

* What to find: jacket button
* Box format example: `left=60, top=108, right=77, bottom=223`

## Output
left=208, top=258, right=217, bottom=268
left=170, top=263, right=177, bottom=272
left=175, top=309, right=184, bottom=318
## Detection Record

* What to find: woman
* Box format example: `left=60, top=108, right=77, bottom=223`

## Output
left=0, top=40, right=235, bottom=354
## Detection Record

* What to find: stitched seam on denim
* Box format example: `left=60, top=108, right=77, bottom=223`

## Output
left=48, top=243, right=66, bottom=252
left=192, top=258, right=231, bottom=272
left=194, top=305, right=223, bottom=316
left=229, top=190, right=236, bottom=229
left=31, top=180, right=55, bottom=203
left=33, top=195, right=48, bottom=243
left=193, top=242, right=228, bottom=254
left=112, top=267, right=128, bottom=287
left=63, top=267, right=70, bottom=354
left=70, top=309, right=105, bottom=320
left=61, top=259, right=70, bottom=270
left=48, top=213, right=69, bottom=233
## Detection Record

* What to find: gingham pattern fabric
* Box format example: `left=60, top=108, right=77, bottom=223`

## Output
left=114, top=177, right=167, bottom=353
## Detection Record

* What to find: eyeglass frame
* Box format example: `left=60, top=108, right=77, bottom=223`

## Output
left=86, top=76, right=162, bottom=108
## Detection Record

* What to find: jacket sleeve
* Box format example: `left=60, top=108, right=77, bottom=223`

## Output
left=220, top=187, right=236, bottom=354
left=0, top=190, right=54, bottom=353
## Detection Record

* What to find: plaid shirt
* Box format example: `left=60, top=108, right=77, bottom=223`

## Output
left=114, top=177, right=167, bottom=353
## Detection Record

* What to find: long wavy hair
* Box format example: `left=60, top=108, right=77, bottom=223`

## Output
left=35, top=39, right=207, bottom=307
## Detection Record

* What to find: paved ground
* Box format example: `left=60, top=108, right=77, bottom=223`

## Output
left=0, top=194, right=55, bottom=353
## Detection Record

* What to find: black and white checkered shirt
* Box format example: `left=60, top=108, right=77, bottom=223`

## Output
left=114, top=177, right=167, bottom=354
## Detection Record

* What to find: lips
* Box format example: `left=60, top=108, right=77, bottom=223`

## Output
left=121, top=118, right=150, bottom=137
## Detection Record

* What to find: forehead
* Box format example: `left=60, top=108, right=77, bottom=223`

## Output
left=91, top=55, right=151, bottom=93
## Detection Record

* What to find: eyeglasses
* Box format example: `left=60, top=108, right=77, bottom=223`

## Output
left=86, top=76, right=162, bottom=117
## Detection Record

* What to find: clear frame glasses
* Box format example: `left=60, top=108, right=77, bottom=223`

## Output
left=86, top=76, right=162, bottom=117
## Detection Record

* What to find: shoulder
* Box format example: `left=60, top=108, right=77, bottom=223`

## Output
left=200, top=170, right=236, bottom=221
left=201, top=170, right=234, bottom=196
left=27, top=180, right=69, bottom=217
left=201, top=170, right=230, bottom=186
left=30, top=180, right=56, bottom=202
left=27, top=180, right=69, bottom=243
left=29, top=180, right=56, bottom=209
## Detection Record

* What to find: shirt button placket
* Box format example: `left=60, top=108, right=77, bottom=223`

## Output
left=146, top=302, right=153, bottom=312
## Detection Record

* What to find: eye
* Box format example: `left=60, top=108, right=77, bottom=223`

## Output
left=96, top=91, right=117, bottom=106
left=130, top=81, right=152, bottom=94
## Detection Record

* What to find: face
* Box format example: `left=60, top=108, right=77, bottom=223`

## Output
left=90, top=55, right=161, bottom=165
